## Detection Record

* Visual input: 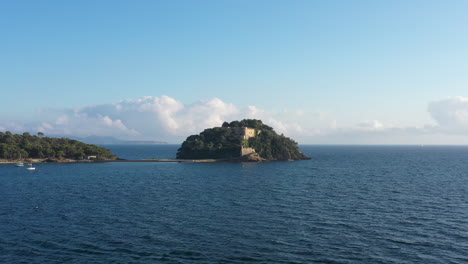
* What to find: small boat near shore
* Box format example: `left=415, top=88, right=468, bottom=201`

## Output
left=15, top=153, right=24, bottom=167
left=26, top=163, right=36, bottom=171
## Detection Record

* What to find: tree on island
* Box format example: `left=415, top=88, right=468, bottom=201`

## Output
left=177, top=119, right=310, bottom=161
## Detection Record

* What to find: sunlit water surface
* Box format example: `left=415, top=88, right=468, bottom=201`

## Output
left=1, top=145, right=468, bottom=263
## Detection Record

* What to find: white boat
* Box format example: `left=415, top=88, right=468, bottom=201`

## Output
left=15, top=153, right=24, bottom=167
left=26, top=163, right=36, bottom=171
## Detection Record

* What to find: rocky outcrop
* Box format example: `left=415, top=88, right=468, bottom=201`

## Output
left=240, top=152, right=264, bottom=162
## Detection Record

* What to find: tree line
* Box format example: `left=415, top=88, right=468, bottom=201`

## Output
left=248, top=129, right=308, bottom=160
left=0, top=131, right=117, bottom=160
left=176, top=127, right=241, bottom=159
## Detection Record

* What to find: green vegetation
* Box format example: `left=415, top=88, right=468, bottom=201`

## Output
left=0, top=131, right=117, bottom=160
left=247, top=129, right=309, bottom=161
left=177, top=119, right=310, bottom=161
left=176, top=127, right=241, bottom=159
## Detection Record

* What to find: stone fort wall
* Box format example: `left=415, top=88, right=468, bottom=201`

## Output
left=228, top=126, right=260, bottom=157
left=241, top=147, right=256, bottom=156
left=231, top=127, right=259, bottom=140
left=243, top=127, right=257, bottom=140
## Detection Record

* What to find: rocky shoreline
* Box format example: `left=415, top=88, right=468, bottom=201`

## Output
left=1, top=156, right=311, bottom=164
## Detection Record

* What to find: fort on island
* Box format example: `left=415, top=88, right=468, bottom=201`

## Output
left=176, top=119, right=311, bottom=161
left=230, top=127, right=260, bottom=157
left=232, top=127, right=258, bottom=141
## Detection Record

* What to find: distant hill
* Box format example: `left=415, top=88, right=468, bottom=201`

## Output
left=49, top=135, right=167, bottom=145
left=177, top=119, right=310, bottom=161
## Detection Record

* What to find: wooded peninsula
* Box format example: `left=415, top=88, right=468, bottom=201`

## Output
left=0, top=132, right=117, bottom=161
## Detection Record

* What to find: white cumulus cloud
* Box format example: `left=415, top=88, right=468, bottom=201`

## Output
left=0, top=95, right=307, bottom=142
left=428, top=96, right=468, bottom=132
left=6, top=95, right=468, bottom=144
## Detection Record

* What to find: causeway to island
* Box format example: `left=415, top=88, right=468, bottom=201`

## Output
left=0, top=119, right=310, bottom=164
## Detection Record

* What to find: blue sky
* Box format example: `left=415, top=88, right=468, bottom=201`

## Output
left=2, top=0, right=468, bottom=144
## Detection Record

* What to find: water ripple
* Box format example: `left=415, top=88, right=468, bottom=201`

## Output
left=2, top=145, right=468, bottom=263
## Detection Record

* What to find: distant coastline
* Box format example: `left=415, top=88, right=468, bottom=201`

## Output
left=49, top=135, right=168, bottom=145
left=117, top=141, right=168, bottom=145
left=1, top=158, right=237, bottom=164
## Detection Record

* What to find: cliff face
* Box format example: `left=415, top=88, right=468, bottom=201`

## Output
left=176, top=119, right=310, bottom=161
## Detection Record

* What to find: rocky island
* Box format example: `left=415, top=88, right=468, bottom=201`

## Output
left=177, top=119, right=310, bottom=161
left=0, top=132, right=117, bottom=163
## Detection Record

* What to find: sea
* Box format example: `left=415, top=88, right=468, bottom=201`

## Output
left=1, top=145, right=468, bottom=264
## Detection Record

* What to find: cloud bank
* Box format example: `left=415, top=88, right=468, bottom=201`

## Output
left=309, top=96, right=468, bottom=144
left=0, top=96, right=310, bottom=142
left=428, top=96, right=468, bottom=132
left=2, top=95, right=468, bottom=144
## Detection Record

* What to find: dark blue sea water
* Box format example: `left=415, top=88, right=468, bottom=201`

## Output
left=1, top=145, right=468, bottom=264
